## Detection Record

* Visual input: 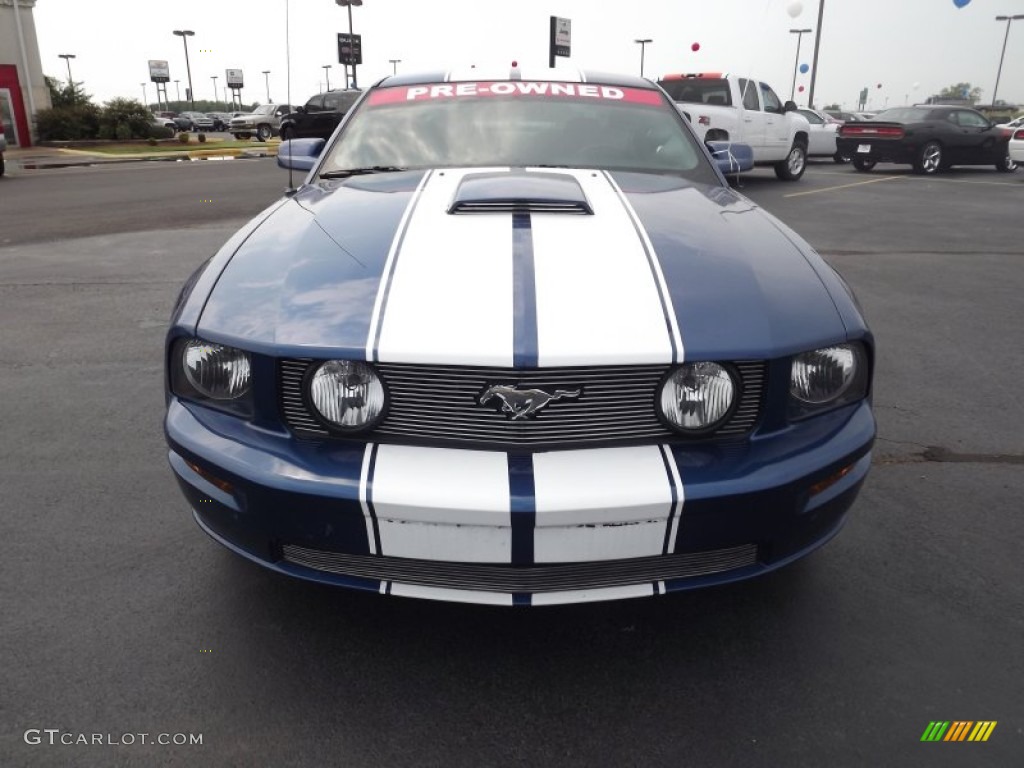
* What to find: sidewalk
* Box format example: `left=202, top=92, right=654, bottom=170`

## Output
left=5, top=141, right=279, bottom=169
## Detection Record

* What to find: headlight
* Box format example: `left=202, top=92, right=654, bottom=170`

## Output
left=658, top=362, right=736, bottom=433
left=182, top=340, right=251, bottom=400
left=789, top=343, right=869, bottom=418
left=309, top=360, right=386, bottom=431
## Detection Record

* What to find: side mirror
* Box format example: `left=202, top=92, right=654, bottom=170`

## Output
left=277, top=138, right=326, bottom=172
left=295, top=106, right=306, bottom=114
left=783, top=100, right=798, bottom=112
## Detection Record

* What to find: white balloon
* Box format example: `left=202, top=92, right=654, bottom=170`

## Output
left=912, top=82, right=920, bottom=90
left=787, top=1, right=804, bottom=18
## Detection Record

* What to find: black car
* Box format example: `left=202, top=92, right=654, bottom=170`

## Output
left=279, top=89, right=362, bottom=141
left=837, top=106, right=1016, bottom=174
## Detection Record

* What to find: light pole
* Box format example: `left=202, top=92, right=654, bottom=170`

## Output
left=262, top=70, right=271, bottom=102
left=389, top=59, right=401, bottom=76
left=141, top=82, right=148, bottom=107
left=211, top=75, right=218, bottom=107
left=173, top=29, right=196, bottom=109
left=58, top=53, right=76, bottom=87
left=992, top=15, right=1024, bottom=106
left=174, top=79, right=180, bottom=102
left=634, top=39, right=652, bottom=78
left=336, top=0, right=363, bottom=89
left=322, top=65, right=332, bottom=91
left=789, top=28, right=812, bottom=101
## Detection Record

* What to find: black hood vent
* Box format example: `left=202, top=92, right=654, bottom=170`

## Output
left=448, top=171, right=593, bottom=215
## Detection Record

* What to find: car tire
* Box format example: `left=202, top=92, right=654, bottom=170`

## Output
left=234, top=133, right=250, bottom=141
left=852, top=157, right=876, bottom=172
left=0, top=155, right=5, bottom=177
left=913, top=141, right=942, bottom=175
left=256, top=124, right=272, bottom=142
left=995, top=153, right=1017, bottom=173
left=833, top=152, right=850, bottom=164
left=774, top=141, right=807, bottom=181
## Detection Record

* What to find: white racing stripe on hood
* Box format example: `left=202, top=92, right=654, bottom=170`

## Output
left=532, top=446, right=677, bottom=563
left=374, top=167, right=515, bottom=366
left=529, top=169, right=681, bottom=365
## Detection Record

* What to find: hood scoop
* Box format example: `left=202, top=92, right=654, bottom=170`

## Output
left=448, top=171, right=593, bottom=215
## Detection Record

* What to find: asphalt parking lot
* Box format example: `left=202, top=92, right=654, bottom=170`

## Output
left=1, top=158, right=1021, bottom=767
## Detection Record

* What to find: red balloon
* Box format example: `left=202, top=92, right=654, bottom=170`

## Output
left=798, top=85, right=805, bottom=92
left=691, top=42, right=700, bottom=52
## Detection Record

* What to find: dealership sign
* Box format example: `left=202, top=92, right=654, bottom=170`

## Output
left=148, top=60, right=170, bottom=83
left=226, top=69, right=244, bottom=88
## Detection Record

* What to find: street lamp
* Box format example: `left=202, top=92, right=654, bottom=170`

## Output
left=172, top=29, right=196, bottom=109
left=58, top=53, right=76, bottom=87
left=211, top=75, right=218, bottom=107
left=174, top=79, right=180, bottom=102
left=389, top=59, right=401, bottom=76
left=992, top=15, right=1024, bottom=106
left=262, top=70, right=271, bottom=102
left=789, top=28, right=812, bottom=102
left=336, top=0, right=363, bottom=88
left=322, top=65, right=332, bottom=91
left=634, top=38, right=652, bottom=78
left=141, top=82, right=148, bottom=107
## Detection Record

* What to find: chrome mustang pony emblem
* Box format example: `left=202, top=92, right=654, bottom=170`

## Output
left=479, top=384, right=581, bottom=420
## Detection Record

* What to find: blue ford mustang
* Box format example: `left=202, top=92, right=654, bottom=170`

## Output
left=165, top=67, right=874, bottom=605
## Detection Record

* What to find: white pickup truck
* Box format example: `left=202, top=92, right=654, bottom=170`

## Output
left=658, top=72, right=810, bottom=180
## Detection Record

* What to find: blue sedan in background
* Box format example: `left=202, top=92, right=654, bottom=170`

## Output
left=165, top=67, right=874, bottom=605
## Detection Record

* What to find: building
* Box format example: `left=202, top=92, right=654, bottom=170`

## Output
left=1, top=0, right=50, bottom=147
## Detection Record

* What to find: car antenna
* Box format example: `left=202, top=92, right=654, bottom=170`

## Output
left=284, top=0, right=297, bottom=195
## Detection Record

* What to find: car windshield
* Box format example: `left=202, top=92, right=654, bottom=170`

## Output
left=321, top=81, right=714, bottom=180
left=253, top=105, right=275, bottom=115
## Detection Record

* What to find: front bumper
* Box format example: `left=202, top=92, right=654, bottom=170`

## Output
left=166, top=395, right=874, bottom=605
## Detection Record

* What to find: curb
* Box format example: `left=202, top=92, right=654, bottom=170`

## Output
left=11, top=145, right=279, bottom=169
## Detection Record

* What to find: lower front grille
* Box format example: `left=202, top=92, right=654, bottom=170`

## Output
left=280, top=544, right=759, bottom=593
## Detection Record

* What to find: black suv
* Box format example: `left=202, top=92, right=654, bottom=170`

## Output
left=279, top=89, right=362, bottom=141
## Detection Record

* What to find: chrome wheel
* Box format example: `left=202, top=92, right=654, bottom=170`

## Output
left=774, top=142, right=807, bottom=181
left=915, top=141, right=942, bottom=174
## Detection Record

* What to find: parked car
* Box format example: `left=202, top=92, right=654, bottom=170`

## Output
left=658, top=72, right=811, bottom=180
left=837, top=105, right=1017, bottom=174
left=279, top=89, right=362, bottom=141
left=1009, top=126, right=1024, bottom=166
left=206, top=112, right=233, bottom=131
left=0, top=121, right=6, bottom=177
left=165, top=68, right=876, bottom=606
left=996, top=115, right=1024, bottom=131
left=796, top=108, right=847, bottom=162
left=149, top=112, right=178, bottom=133
left=175, top=111, right=214, bottom=132
left=824, top=109, right=858, bottom=123
left=229, top=104, right=293, bottom=141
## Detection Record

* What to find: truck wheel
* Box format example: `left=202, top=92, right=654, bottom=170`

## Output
left=0, top=155, right=5, bottom=177
left=852, top=158, right=876, bottom=172
left=234, top=133, right=250, bottom=141
left=774, top=141, right=807, bottom=181
left=256, top=124, right=272, bottom=142
left=913, top=141, right=942, bottom=174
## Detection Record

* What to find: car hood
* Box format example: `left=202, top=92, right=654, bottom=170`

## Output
left=197, top=168, right=849, bottom=365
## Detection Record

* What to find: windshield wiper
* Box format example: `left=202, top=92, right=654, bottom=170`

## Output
left=319, top=166, right=407, bottom=179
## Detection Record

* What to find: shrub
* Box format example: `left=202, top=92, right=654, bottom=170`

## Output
left=98, top=98, right=151, bottom=140
left=34, top=103, right=101, bottom=140
left=178, top=132, right=190, bottom=144
left=147, top=125, right=174, bottom=140
left=148, top=137, right=157, bottom=146
left=197, top=133, right=207, bottom=143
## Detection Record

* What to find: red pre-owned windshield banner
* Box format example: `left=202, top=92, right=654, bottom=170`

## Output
left=367, top=82, right=664, bottom=106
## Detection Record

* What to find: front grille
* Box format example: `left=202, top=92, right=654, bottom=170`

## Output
left=281, top=544, right=759, bottom=592
left=279, top=360, right=766, bottom=448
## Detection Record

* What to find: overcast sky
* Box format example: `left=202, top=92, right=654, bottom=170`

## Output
left=32, top=0, right=1024, bottom=111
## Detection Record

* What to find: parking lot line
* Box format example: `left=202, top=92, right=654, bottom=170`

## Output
left=784, top=176, right=904, bottom=198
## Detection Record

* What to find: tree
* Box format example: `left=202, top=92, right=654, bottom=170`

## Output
left=935, top=82, right=982, bottom=104
left=44, top=75, right=93, bottom=108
